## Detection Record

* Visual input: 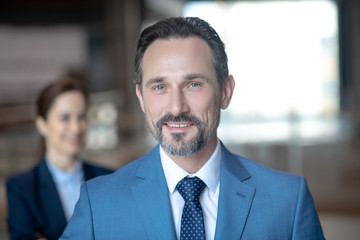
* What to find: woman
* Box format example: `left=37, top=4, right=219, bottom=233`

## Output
left=6, top=76, right=113, bottom=240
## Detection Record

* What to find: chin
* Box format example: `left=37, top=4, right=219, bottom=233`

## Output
left=63, top=146, right=82, bottom=156
left=65, top=152, right=80, bottom=159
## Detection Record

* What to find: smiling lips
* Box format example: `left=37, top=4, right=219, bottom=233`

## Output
left=165, top=122, right=193, bottom=130
left=167, top=123, right=190, bottom=128
left=66, top=135, right=83, bottom=145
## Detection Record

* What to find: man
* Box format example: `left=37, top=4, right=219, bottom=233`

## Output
left=61, top=17, right=324, bottom=239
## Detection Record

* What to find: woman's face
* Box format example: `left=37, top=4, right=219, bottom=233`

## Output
left=37, top=90, right=88, bottom=158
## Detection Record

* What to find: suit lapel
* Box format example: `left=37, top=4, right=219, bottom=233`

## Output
left=37, top=160, right=67, bottom=233
left=214, top=144, right=255, bottom=240
left=130, top=146, right=177, bottom=240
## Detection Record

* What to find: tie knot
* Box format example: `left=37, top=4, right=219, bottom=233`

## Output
left=176, top=176, right=206, bottom=202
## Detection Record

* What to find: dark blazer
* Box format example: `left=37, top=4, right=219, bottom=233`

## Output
left=61, top=143, right=324, bottom=239
left=6, top=159, right=113, bottom=240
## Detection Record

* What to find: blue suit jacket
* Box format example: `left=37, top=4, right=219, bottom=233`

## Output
left=61, top=143, right=324, bottom=239
left=6, top=159, right=113, bottom=240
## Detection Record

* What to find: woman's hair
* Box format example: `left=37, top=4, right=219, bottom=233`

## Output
left=36, top=76, right=89, bottom=158
left=36, top=76, right=89, bottom=119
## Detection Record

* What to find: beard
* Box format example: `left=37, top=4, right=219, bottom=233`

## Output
left=147, top=109, right=220, bottom=157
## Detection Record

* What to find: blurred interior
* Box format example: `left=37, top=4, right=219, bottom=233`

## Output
left=0, top=0, right=359, bottom=239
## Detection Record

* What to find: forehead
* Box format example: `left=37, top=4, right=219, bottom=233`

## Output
left=142, top=36, right=214, bottom=78
left=51, top=91, right=86, bottom=109
left=144, top=36, right=212, bottom=60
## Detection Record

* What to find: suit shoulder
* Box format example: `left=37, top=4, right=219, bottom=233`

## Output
left=225, top=153, right=305, bottom=201
left=6, top=164, right=40, bottom=197
left=222, top=143, right=300, bottom=183
left=6, top=163, right=39, bottom=186
left=235, top=154, right=302, bottom=186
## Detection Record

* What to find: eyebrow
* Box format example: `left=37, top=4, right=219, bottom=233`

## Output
left=144, top=73, right=210, bottom=88
left=145, top=77, right=165, bottom=88
left=184, top=73, right=210, bottom=82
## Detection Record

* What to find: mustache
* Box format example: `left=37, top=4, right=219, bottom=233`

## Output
left=156, top=113, right=203, bottom=129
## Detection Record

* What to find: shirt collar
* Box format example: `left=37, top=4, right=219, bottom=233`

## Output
left=160, top=139, right=221, bottom=195
left=46, top=158, right=83, bottom=184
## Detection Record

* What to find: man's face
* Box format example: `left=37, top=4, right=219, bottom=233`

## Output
left=136, top=37, right=228, bottom=157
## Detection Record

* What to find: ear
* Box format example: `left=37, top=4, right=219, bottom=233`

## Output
left=221, top=75, right=235, bottom=109
left=36, top=116, right=47, bottom=137
left=135, top=84, right=145, bottom=112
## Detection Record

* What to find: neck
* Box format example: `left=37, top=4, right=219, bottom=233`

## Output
left=168, top=136, right=218, bottom=174
left=46, top=149, right=77, bottom=172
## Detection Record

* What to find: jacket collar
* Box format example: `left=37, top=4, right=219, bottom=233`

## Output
left=214, top=142, right=255, bottom=239
left=37, top=159, right=67, bottom=235
left=130, top=146, right=177, bottom=240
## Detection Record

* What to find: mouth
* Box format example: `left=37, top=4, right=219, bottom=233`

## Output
left=166, top=123, right=191, bottom=128
left=164, top=122, right=194, bottom=132
left=66, top=136, right=83, bottom=145
left=156, top=113, right=199, bottom=134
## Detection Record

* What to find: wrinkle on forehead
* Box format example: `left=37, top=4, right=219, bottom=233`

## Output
left=142, top=37, right=215, bottom=86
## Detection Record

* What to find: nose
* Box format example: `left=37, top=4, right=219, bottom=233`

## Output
left=70, top=118, right=86, bottom=134
left=168, top=88, right=189, bottom=116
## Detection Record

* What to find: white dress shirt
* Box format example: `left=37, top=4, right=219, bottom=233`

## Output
left=160, top=139, right=221, bottom=240
left=46, top=159, right=84, bottom=221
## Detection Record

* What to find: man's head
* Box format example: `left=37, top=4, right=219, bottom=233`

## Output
left=135, top=17, right=234, bottom=157
left=135, top=17, right=229, bottom=91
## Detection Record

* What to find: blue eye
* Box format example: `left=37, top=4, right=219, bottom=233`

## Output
left=189, top=82, right=200, bottom=88
left=154, top=85, right=165, bottom=91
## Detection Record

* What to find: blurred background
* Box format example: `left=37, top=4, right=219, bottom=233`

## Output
left=0, top=0, right=359, bottom=239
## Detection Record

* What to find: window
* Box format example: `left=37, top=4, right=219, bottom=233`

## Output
left=184, top=0, right=339, bottom=143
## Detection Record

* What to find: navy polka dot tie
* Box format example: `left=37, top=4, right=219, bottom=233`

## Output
left=176, top=176, right=206, bottom=240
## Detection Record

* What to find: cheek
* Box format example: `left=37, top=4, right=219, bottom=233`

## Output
left=44, top=126, right=63, bottom=146
left=47, top=120, right=71, bottom=141
left=81, top=122, right=88, bottom=133
left=190, top=95, right=218, bottom=117
left=144, top=108, right=158, bottom=125
left=143, top=96, right=166, bottom=119
left=47, top=122, right=64, bottom=136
